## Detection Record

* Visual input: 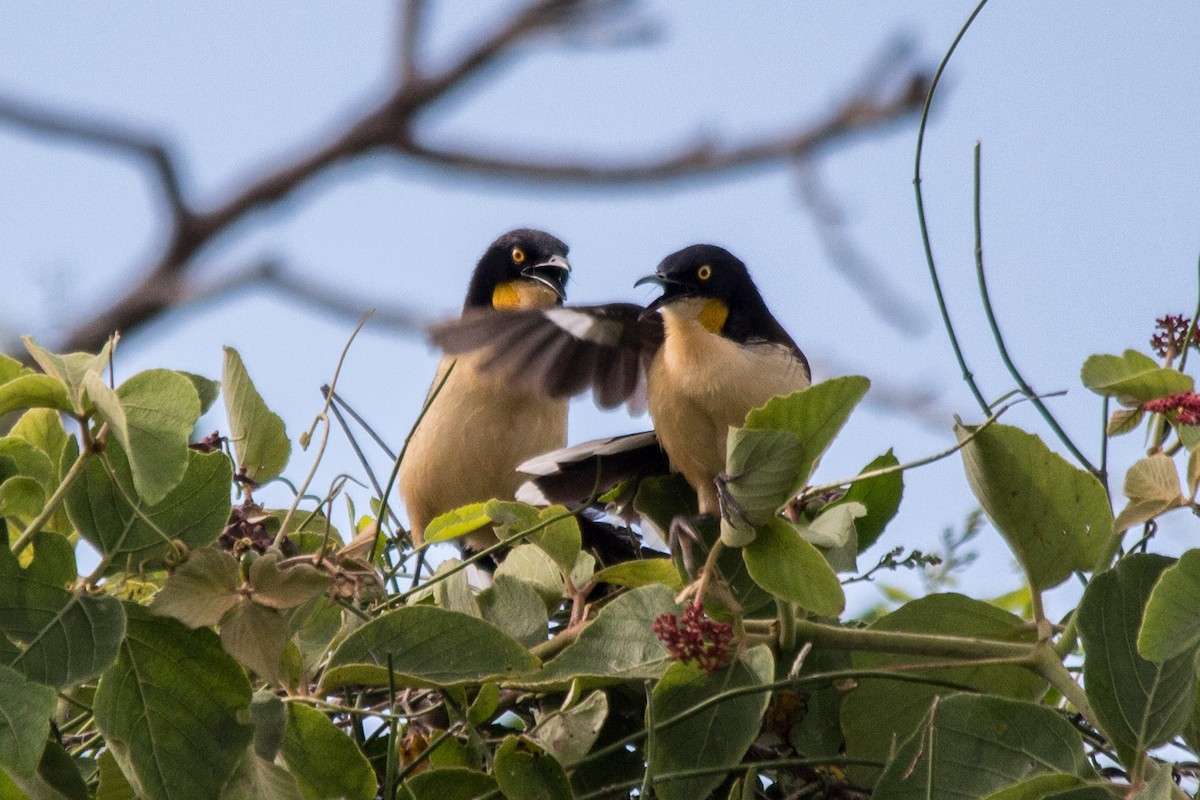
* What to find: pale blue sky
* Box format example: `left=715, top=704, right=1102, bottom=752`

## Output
left=2, top=2, right=1198, bottom=610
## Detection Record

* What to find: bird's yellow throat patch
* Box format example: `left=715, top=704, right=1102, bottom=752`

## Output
left=492, top=281, right=560, bottom=309
left=697, top=298, right=729, bottom=333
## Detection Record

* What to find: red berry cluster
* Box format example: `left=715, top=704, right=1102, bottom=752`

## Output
left=1151, top=315, right=1200, bottom=358
left=652, top=602, right=734, bottom=675
left=1143, top=392, right=1200, bottom=426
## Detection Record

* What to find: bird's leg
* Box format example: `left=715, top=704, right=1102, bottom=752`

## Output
left=667, top=514, right=707, bottom=581
left=714, top=472, right=753, bottom=533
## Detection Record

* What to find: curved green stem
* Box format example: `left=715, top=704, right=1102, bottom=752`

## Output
left=11, top=439, right=93, bottom=556
left=972, top=143, right=1101, bottom=478
left=913, top=0, right=992, bottom=415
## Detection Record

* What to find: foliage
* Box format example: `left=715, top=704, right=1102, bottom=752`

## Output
left=3, top=297, right=1200, bottom=800
left=3, top=9, right=1200, bottom=800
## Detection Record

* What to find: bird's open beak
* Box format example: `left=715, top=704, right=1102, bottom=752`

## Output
left=521, top=254, right=571, bottom=300
left=635, top=273, right=688, bottom=318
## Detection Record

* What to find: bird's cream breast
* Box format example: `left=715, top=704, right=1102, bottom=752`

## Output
left=400, top=353, right=568, bottom=546
left=648, top=303, right=809, bottom=513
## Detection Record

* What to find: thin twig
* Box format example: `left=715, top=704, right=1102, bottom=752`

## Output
left=912, top=0, right=991, bottom=414
left=972, top=142, right=1100, bottom=477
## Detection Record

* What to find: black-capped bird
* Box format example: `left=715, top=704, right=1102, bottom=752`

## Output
left=399, top=229, right=571, bottom=554
left=430, top=244, right=811, bottom=520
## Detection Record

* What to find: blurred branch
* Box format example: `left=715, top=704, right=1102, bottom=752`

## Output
left=0, top=0, right=931, bottom=354
left=183, top=259, right=431, bottom=334
left=797, top=159, right=927, bottom=335
left=0, top=95, right=188, bottom=222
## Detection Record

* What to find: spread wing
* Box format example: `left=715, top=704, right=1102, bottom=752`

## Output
left=429, top=304, right=663, bottom=413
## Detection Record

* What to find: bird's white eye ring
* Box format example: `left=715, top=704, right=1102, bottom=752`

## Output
left=511, top=247, right=526, bottom=264
left=697, top=264, right=712, bottom=280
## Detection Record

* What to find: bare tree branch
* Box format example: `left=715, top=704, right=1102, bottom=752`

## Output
left=182, top=260, right=431, bottom=334
left=0, top=94, right=190, bottom=223
left=0, top=0, right=931, bottom=356
left=398, top=0, right=427, bottom=86
left=400, top=73, right=928, bottom=184
left=797, top=159, right=927, bottom=335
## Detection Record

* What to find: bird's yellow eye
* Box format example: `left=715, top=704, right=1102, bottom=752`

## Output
left=511, top=247, right=526, bottom=264
left=697, top=264, right=713, bottom=280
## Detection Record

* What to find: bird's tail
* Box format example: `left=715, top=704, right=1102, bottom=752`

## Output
left=516, top=430, right=671, bottom=508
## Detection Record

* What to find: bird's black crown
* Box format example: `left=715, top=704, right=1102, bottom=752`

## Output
left=464, top=228, right=570, bottom=310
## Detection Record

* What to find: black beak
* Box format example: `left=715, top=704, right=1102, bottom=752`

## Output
left=635, top=273, right=689, bottom=319
left=521, top=254, right=571, bottom=300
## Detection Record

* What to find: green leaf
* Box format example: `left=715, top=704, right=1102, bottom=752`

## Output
left=0, top=354, right=22, bottom=385
left=220, top=600, right=290, bottom=684
left=527, top=584, right=678, bottom=689
left=220, top=753, right=304, bottom=800
left=401, top=768, right=497, bottom=800
left=94, top=604, right=254, bottom=800
left=96, top=750, right=136, bottom=800
left=178, top=372, right=220, bottom=416
left=1140, top=548, right=1200, bottom=661
left=149, top=547, right=241, bottom=628
left=1113, top=454, right=1185, bottom=532
left=829, top=450, right=903, bottom=552
left=21, top=336, right=111, bottom=415
left=0, top=436, right=55, bottom=488
left=841, top=593, right=1042, bottom=784
left=494, top=544, right=565, bottom=609
left=280, top=703, right=376, bottom=800
left=982, top=774, right=1089, bottom=800
left=9, top=408, right=69, bottom=473
left=0, top=662, right=56, bottom=777
left=0, top=475, right=44, bottom=520
left=85, top=370, right=200, bottom=505
left=493, top=735, right=573, bottom=800
left=1081, top=350, right=1193, bottom=402
left=592, top=558, right=684, bottom=591
left=66, top=444, right=232, bottom=574
left=0, top=375, right=73, bottom=418
left=222, top=347, right=290, bottom=484
left=873, top=694, right=1093, bottom=799
left=720, top=427, right=805, bottom=546
left=957, top=421, right=1111, bottom=590
left=247, top=551, right=330, bottom=610
left=633, top=473, right=697, bottom=544
left=25, top=740, right=90, bottom=800
left=469, top=683, right=501, bottom=725
left=648, top=646, right=773, bottom=800
left=415, top=558, right=480, bottom=617
left=532, top=690, right=608, bottom=767
left=0, top=531, right=126, bottom=687
left=1107, top=406, right=1145, bottom=437
left=1079, top=553, right=1196, bottom=766
left=1129, top=763, right=1182, bottom=800
left=744, top=375, right=870, bottom=482
left=424, top=503, right=491, bottom=544
left=742, top=517, right=844, bottom=616
left=322, top=605, right=538, bottom=691
left=249, top=691, right=287, bottom=761
left=526, top=506, right=581, bottom=572
left=478, top=575, right=550, bottom=649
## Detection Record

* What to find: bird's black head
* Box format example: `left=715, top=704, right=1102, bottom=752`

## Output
left=635, top=244, right=762, bottom=317
left=464, top=228, right=571, bottom=311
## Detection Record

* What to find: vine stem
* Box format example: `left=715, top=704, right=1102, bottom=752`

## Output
left=913, top=0, right=992, bottom=414
left=972, top=142, right=1100, bottom=478
left=797, top=396, right=1013, bottom=502
left=275, top=311, right=371, bottom=547
left=11, top=421, right=106, bottom=556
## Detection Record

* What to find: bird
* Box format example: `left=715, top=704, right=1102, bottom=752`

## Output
left=430, top=244, right=811, bottom=522
left=399, top=229, right=572, bottom=556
